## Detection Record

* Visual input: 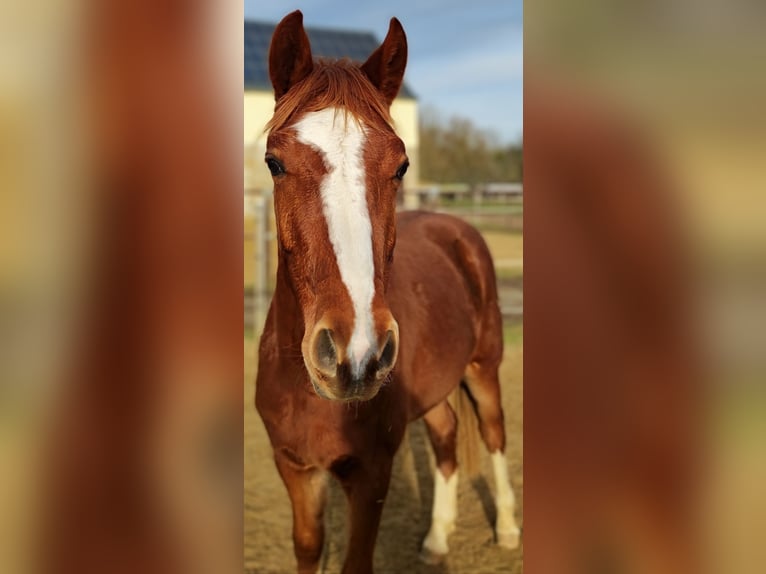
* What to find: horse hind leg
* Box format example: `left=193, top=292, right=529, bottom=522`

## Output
left=490, top=446, right=521, bottom=549
left=464, top=362, right=521, bottom=549
left=419, top=399, right=459, bottom=564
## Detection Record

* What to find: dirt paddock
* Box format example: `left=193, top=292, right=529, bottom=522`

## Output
left=244, top=336, right=523, bottom=573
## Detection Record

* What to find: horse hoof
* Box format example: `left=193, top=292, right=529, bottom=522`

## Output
left=419, top=547, right=447, bottom=565
left=496, top=527, right=520, bottom=549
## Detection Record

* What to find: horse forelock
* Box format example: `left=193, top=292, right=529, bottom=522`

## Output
left=265, top=59, right=394, bottom=136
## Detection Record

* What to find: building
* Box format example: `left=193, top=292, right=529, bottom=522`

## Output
left=244, top=20, right=419, bottom=193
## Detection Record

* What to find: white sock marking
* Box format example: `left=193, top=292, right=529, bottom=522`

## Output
left=491, top=450, right=520, bottom=547
left=294, top=108, right=375, bottom=375
left=422, top=469, right=458, bottom=556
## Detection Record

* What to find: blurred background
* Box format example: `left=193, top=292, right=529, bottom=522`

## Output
left=1, top=2, right=244, bottom=573
left=243, top=2, right=524, bottom=572
left=524, top=1, right=766, bottom=573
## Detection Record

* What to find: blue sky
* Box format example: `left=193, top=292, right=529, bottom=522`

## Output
left=244, top=0, right=523, bottom=145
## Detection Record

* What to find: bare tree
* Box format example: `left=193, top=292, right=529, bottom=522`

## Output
left=419, top=106, right=521, bottom=184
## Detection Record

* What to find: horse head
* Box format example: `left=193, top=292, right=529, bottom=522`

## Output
left=266, top=11, right=408, bottom=401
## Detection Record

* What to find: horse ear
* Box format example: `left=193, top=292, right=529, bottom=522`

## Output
left=361, top=18, right=408, bottom=106
left=269, top=11, right=314, bottom=101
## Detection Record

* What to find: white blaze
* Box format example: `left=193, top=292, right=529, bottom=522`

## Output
left=294, top=108, right=376, bottom=374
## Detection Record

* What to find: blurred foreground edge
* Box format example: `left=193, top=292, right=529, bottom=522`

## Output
left=39, top=3, right=243, bottom=574
left=523, top=78, right=700, bottom=574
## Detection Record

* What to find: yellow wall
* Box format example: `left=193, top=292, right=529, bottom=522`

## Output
left=390, top=98, right=419, bottom=186
left=244, top=92, right=274, bottom=191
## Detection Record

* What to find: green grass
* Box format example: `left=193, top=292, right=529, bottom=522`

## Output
left=714, top=382, right=766, bottom=447
left=438, top=198, right=523, bottom=213
left=482, top=230, right=523, bottom=259
left=496, top=266, right=524, bottom=281
left=503, top=321, right=523, bottom=347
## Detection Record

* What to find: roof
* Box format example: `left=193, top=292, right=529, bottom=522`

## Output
left=244, top=20, right=416, bottom=99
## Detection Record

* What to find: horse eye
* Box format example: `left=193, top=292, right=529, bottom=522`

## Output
left=394, top=160, right=409, bottom=180
left=265, top=156, right=285, bottom=177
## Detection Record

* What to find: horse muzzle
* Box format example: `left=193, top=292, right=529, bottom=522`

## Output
left=304, top=320, right=399, bottom=401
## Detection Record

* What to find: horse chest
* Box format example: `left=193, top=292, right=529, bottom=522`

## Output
left=259, top=376, right=400, bottom=466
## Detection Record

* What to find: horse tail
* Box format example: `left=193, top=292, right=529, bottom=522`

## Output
left=452, top=382, right=481, bottom=479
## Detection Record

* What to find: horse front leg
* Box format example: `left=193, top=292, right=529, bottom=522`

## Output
left=274, top=451, right=329, bottom=574
left=333, top=455, right=393, bottom=574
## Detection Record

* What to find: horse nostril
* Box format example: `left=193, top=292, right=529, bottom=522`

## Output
left=315, top=329, right=337, bottom=371
left=378, top=330, right=397, bottom=371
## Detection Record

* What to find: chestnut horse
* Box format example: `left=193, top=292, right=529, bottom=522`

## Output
left=255, top=11, right=520, bottom=573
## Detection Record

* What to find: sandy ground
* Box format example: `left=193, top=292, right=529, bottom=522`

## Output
left=244, top=337, right=523, bottom=574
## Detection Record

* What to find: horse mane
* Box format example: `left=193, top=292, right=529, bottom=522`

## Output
left=265, top=59, right=394, bottom=134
